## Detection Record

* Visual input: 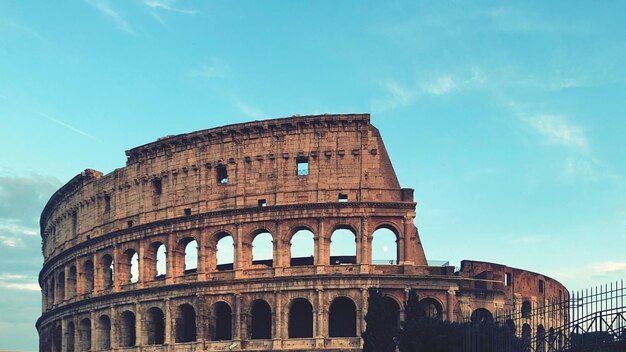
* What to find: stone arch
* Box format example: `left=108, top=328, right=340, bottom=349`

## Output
left=146, top=241, right=167, bottom=279
left=371, top=225, right=399, bottom=264
left=505, top=319, right=516, bottom=334
left=522, top=323, right=531, bottom=352
left=328, top=296, right=357, bottom=337
left=212, top=301, right=233, bottom=341
left=67, top=266, right=77, bottom=299
left=419, top=297, right=443, bottom=320
left=119, top=310, right=136, bottom=347
left=251, top=230, right=274, bottom=267
left=65, top=321, right=75, bottom=352
left=78, top=318, right=91, bottom=352
left=536, top=324, right=546, bottom=352
left=288, top=298, right=313, bottom=338
left=175, top=303, right=197, bottom=343
left=329, top=226, right=357, bottom=265
left=83, top=259, right=94, bottom=293
left=548, top=327, right=556, bottom=352
left=53, top=322, right=61, bottom=352
left=250, top=299, right=272, bottom=339
left=96, top=315, right=111, bottom=350
left=383, top=295, right=401, bottom=329
left=179, top=237, right=198, bottom=274
left=56, top=271, right=65, bottom=302
left=215, top=232, right=234, bottom=271
left=290, top=227, right=314, bottom=267
left=521, top=300, right=532, bottom=318
left=122, top=248, right=139, bottom=284
left=101, top=254, right=114, bottom=289
left=470, top=308, right=493, bottom=324
left=146, top=306, right=165, bottom=345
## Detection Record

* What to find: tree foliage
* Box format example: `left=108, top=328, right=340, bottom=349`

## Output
left=362, top=287, right=396, bottom=352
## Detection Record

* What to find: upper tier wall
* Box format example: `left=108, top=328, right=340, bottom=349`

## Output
left=40, top=114, right=413, bottom=260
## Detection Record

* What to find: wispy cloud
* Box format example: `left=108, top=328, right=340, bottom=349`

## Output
left=521, top=114, right=588, bottom=151
left=38, top=112, right=101, bottom=141
left=0, top=20, right=45, bottom=42
left=594, top=262, right=626, bottom=274
left=236, top=101, right=266, bottom=120
left=0, top=274, right=39, bottom=291
left=144, top=0, right=197, bottom=15
left=372, top=71, right=484, bottom=113
left=84, top=0, right=134, bottom=34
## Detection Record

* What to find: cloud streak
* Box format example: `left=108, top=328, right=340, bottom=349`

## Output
left=521, top=114, right=588, bottom=151
left=38, top=112, right=101, bottom=141
left=144, top=0, right=197, bottom=15
left=84, top=0, right=134, bottom=33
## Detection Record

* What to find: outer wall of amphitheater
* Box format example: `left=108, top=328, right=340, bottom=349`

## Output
left=37, top=114, right=568, bottom=351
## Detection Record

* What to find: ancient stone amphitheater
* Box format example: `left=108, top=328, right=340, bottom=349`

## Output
left=37, top=113, right=567, bottom=351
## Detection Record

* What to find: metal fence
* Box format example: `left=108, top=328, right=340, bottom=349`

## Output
left=464, top=281, right=626, bottom=352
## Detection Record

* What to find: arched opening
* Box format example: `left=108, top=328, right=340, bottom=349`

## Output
left=505, top=319, right=516, bottom=334
left=148, top=242, right=167, bottom=279
left=183, top=238, right=198, bottom=274
left=250, top=299, right=272, bottom=339
left=146, top=307, right=165, bottom=345
left=56, top=272, right=65, bottom=302
left=521, top=300, right=531, bottom=318
left=119, top=311, right=136, bottom=347
left=67, top=266, right=77, bottom=298
left=78, top=318, right=91, bottom=352
left=470, top=308, right=493, bottom=324
left=536, top=324, right=546, bottom=352
left=213, top=302, right=233, bottom=341
left=371, top=227, right=398, bottom=264
left=252, top=231, right=273, bottom=267
left=522, top=323, right=531, bottom=352
left=175, top=304, right=197, bottom=343
left=329, top=297, right=357, bottom=337
left=288, top=298, right=313, bottom=338
left=216, top=234, right=234, bottom=271
left=124, top=249, right=139, bottom=284
left=83, top=260, right=94, bottom=293
left=48, top=278, right=55, bottom=305
left=419, top=298, right=443, bottom=320
left=96, top=315, right=111, bottom=350
left=102, top=254, right=114, bottom=289
left=65, top=322, right=75, bottom=352
left=329, top=227, right=356, bottom=265
left=53, top=323, right=62, bottom=352
left=383, top=296, right=401, bottom=329
left=290, top=228, right=314, bottom=267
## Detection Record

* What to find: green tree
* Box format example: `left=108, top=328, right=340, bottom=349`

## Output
left=362, top=287, right=396, bottom=352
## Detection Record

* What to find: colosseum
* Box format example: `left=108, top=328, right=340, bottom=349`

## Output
left=37, top=113, right=568, bottom=351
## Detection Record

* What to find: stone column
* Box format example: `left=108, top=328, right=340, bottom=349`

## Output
left=314, top=288, right=324, bottom=348
left=360, top=288, right=367, bottom=334
left=90, top=311, right=97, bottom=351
left=109, top=306, right=117, bottom=349
left=234, top=223, right=243, bottom=278
left=359, top=216, right=370, bottom=272
left=273, top=220, right=283, bottom=274
left=135, top=302, right=142, bottom=347
left=315, top=218, right=328, bottom=272
left=164, top=298, right=172, bottom=345
left=446, top=288, right=457, bottom=322
left=273, top=290, right=281, bottom=347
left=92, top=253, right=101, bottom=294
left=234, top=293, right=242, bottom=341
left=167, top=233, right=177, bottom=283
left=113, top=246, right=121, bottom=292
left=197, top=230, right=207, bottom=280
left=138, top=241, right=147, bottom=288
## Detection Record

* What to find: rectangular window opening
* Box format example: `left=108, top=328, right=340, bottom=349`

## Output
left=153, top=178, right=162, bottom=195
left=217, top=165, right=228, bottom=184
left=539, top=279, right=545, bottom=293
left=104, top=194, right=111, bottom=212
left=258, top=199, right=267, bottom=207
left=184, top=208, right=192, bottom=216
left=505, top=272, right=512, bottom=287
left=127, top=220, right=133, bottom=228
left=296, top=157, right=309, bottom=176
left=338, top=193, right=348, bottom=202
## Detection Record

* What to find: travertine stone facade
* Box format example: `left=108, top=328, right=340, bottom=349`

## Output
left=37, top=114, right=567, bottom=351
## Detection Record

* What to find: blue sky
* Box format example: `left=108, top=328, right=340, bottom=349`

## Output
left=1, top=1, right=626, bottom=350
